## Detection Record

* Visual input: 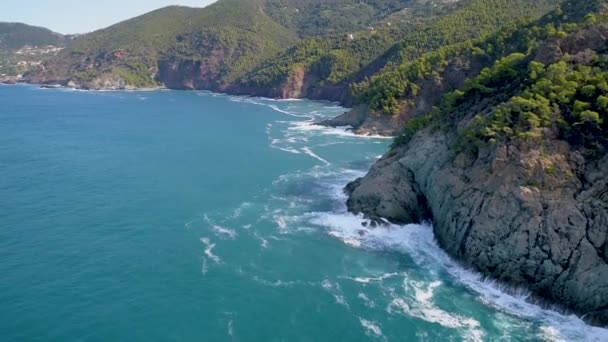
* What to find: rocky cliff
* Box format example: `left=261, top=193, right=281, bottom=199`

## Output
left=347, top=128, right=608, bottom=325
left=345, top=18, right=608, bottom=325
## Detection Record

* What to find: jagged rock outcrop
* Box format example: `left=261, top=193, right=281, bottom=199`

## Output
left=316, top=105, right=406, bottom=136
left=346, top=127, right=608, bottom=325
left=345, top=7, right=608, bottom=325
left=157, top=59, right=224, bottom=91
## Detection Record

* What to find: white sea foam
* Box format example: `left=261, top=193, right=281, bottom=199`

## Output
left=203, top=214, right=237, bottom=239
left=318, top=280, right=350, bottom=308
left=254, top=232, right=269, bottom=249
left=343, top=273, right=400, bottom=284
left=252, top=276, right=300, bottom=288
left=308, top=212, right=608, bottom=342
left=273, top=145, right=302, bottom=155
left=201, top=257, right=208, bottom=275
left=232, top=202, right=252, bottom=218
left=212, top=225, right=237, bottom=239
left=359, top=318, right=384, bottom=338
left=184, top=219, right=196, bottom=230
left=228, top=97, right=311, bottom=118
left=387, top=280, right=484, bottom=342
left=227, top=320, right=234, bottom=337
left=301, top=147, right=330, bottom=165
left=268, top=104, right=310, bottom=118
left=274, top=216, right=288, bottom=232
left=334, top=294, right=350, bottom=308
left=288, top=121, right=394, bottom=139
left=358, top=292, right=376, bottom=308
left=200, top=237, right=221, bottom=263
left=321, top=279, right=333, bottom=290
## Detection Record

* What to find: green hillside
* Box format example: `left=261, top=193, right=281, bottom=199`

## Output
left=261, top=0, right=414, bottom=37
left=236, top=0, right=561, bottom=101
left=30, top=0, right=565, bottom=95
left=0, top=22, right=66, bottom=49
left=35, top=0, right=297, bottom=87
left=387, top=0, right=608, bottom=156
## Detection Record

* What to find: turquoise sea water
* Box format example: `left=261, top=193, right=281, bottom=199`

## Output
left=1, top=85, right=607, bottom=341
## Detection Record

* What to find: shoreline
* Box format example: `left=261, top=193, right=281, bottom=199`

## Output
left=4, top=84, right=607, bottom=336
left=5, top=80, right=396, bottom=137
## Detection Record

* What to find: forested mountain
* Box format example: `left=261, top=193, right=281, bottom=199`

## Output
left=346, top=0, right=608, bottom=326
left=25, top=0, right=561, bottom=94
left=26, top=1, right=297, bottom=88
left=25, top=0, right=420, bottom=89
left=235, top=0, right=561, bottom=101
left=260, top=0, right=414, bottom=37
left=0, top=23, right=66, bottom=50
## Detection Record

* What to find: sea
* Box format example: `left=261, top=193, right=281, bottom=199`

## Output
left=1, top=84, right=607, bottom=341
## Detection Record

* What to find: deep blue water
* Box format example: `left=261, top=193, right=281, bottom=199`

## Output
left=1, top=85, right=606, bottom=341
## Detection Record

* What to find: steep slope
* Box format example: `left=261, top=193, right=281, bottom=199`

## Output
left=30, top=0, right=416, bottom=90
left=346, top=0, right=608, bottom=326
left=31, top=0, right=297, bottom=89
left=234, top=0, right=560, bottom=103
left=28, top=0, right=561, bottom=94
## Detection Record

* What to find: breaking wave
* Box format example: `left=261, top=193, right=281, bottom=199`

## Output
left=308, top=211, right=608, bottom=342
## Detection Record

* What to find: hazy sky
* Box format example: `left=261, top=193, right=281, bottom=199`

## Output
left=0, top=0, right=218, bottom=34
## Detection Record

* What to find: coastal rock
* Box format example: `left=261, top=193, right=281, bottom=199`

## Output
left=157, top=59, right=222, bottom=91
left=316, top=105, right=406, bottom=136
left=346, top=129, right=608, bottom=325
left=316, top=105, right=368, bottom=130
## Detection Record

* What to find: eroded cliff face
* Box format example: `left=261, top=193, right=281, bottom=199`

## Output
left=157, top=59, right=224, bottom=91
left=346, top=129, right=608, bottom=325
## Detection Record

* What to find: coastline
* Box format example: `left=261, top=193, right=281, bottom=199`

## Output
left=5, top=79, right=398, bottom=137
left=3, top=83, right=607, bottom=337
left=5, top=81, right=606, bottom=329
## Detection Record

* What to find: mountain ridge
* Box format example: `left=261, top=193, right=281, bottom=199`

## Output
left=0, top=22, right=67, bottom=50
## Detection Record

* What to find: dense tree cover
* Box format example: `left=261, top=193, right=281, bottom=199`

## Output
left=391, top=0, right=608, bottom=156
left=42, top=0, right=419, bottom=87
left=241, top=0, right=560, bottom=99
left=31, top=0, right=560, bottom=91
left=42, top=0, right=297, bottom=86
left=352, top=0, right=562, bottom=114
left=261, top=0, right=413, bottom=37
left=461, top=51, right=608, bottom=155
left=0, top=23, right=66, bottom=50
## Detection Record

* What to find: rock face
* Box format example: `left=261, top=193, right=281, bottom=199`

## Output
left=157, top=59, right=223, bottom=91
left=346, top=128, right=608, bottom=325
left=317, top=105, right=406, bottom=136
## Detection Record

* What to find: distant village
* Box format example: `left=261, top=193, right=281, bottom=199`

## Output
left=0, top=44, right=64, bottom=82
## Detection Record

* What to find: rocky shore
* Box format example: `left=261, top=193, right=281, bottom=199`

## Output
left=345, top=124, right=608, bottom=325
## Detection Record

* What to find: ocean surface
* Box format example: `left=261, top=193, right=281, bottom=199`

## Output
left=1, top=85, right=607, bottom=342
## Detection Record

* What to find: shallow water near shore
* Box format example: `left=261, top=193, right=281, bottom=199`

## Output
left=1, top=85, right=606, bottom=341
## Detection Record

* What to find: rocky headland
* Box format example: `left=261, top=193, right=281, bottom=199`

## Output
left=345, top=20, right=608, bottom=325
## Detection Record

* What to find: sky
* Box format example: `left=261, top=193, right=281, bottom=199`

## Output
left=0, top=0, right=218, bottom=34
